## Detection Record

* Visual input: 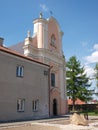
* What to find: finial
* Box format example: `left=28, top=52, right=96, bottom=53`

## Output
left=27, top=30, right=31, bottom=38
left=39, top=12, right=43, bottom=18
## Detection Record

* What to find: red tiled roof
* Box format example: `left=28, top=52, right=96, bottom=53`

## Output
left=68, top=98, right=86, bottom=105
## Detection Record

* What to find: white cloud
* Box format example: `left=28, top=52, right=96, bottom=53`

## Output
left=84, top=43, right=98, bottom=63
left=93, top=44, right=98, bottom=51
left=84, top=65, right=95, bottom=78
left=40, top=4, right=49, bottom=12
left=85, top=51, right=98, bottom=63
left=82, top=44, right=98, bottom=91
left=83, top=44, right=98, bottom=78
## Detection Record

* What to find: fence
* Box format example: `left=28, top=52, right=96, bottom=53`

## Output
left=68, top=104, right=98, bottom=113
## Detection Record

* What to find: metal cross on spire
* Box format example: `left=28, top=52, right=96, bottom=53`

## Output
left=39, top=12, right=43, bottom=18
left=50, top=11, right=53, bottom=16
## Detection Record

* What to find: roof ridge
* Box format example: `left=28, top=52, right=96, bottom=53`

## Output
left=0, top=46, right=49, bottom=67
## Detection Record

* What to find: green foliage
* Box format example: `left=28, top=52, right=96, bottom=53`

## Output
left=81, top=111, right=98, bottom=116
left=94, top=63, right=98, bottom=88
left=66, top=56, right=92, bottom=109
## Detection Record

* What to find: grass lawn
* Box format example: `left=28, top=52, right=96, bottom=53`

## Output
left=87, top=111, right=98, bottom=116
left=70, top=110, right=98, bottom=116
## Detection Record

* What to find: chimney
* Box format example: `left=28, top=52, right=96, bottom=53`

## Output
left=0, top=37, right=4, bottom=46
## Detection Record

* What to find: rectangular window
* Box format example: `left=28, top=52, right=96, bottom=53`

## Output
left=51, top=73, right=55, bottom=87
left=32, top=100, right=39, bottom=112
left=16, top=65, right=24, bottom=77
left=17, top=99, right=25, bottom=112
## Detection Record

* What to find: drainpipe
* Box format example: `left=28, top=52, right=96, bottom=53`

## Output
left=48, top=66, right=53, bottom=117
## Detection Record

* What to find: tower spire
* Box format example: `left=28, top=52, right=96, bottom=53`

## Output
left=27, top=30, right=31, bottom=38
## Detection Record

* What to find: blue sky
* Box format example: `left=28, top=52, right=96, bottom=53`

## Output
left=0, top=0, right=98, bottom=95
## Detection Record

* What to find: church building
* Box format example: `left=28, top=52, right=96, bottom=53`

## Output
left=0, top=13, right=67, bottom=122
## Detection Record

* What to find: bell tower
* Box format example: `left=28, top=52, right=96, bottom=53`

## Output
left=33, top=12, right=48, bottom=49
left=23, top=14, right=67, bottom=116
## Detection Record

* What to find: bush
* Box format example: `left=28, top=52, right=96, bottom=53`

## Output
left=94, top=109, right=98, bottom=114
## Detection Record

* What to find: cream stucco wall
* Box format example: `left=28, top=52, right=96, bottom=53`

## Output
left=0, top=50, right=49, bottom=122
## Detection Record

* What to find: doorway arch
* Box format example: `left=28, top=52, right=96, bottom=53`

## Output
left=53, top=99, right=57, bottom=116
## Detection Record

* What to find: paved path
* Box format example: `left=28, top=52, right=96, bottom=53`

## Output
left=0, top=115, right=69, bottom=129
left=0, top=115, right=98, bottom=130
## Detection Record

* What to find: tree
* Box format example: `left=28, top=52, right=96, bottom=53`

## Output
left=66, top=56, right=92, bottom=111
left=94, top=63, right=98, bottom=95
